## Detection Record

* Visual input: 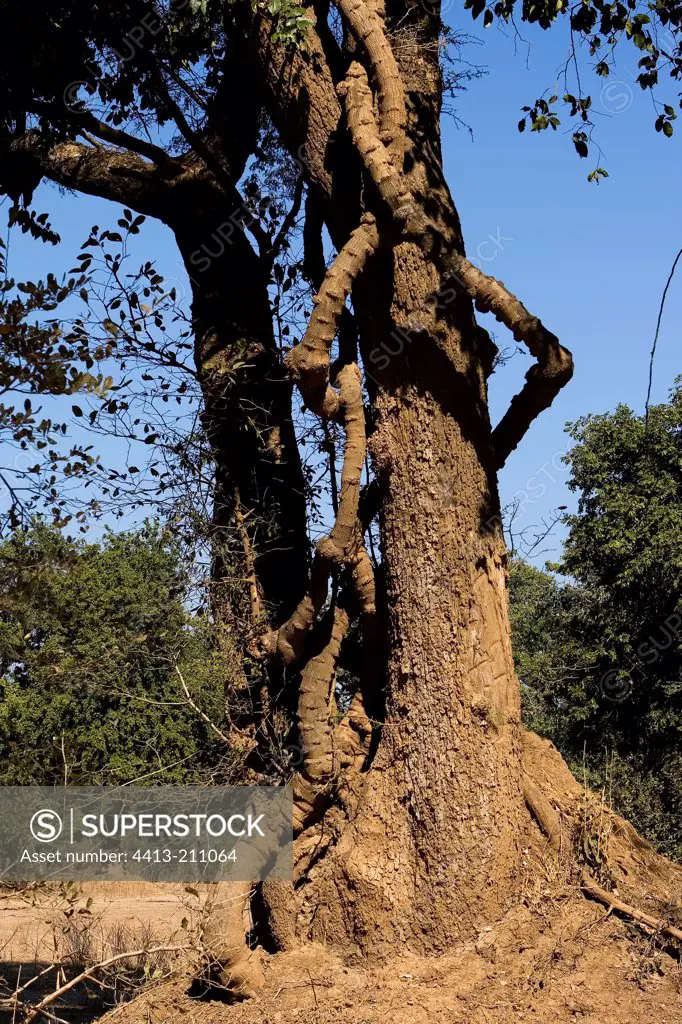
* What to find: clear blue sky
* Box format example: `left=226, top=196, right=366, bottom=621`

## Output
left=4, top=13, right=680, bottom=560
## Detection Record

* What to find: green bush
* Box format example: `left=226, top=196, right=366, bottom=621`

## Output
left=511, top=381, right=682, bottom=861
left=0, top=523, right=240, bottom=784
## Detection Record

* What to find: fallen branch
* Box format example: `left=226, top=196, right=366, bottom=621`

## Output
left=581, top=870, right=682, bottom=943
left=23, top=945, right=193, bottom=1022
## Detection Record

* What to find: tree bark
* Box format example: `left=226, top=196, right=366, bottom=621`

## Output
left=288, top=238, right=524, bottom=952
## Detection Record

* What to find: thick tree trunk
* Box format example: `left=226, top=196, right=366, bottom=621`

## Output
left=169, top=196, right=310, bottom=764
left=256, top=2, right=525, bottom=953
left=287, top=237, right=524, bottom=952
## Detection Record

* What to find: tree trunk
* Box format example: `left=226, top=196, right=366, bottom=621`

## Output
left=287, top=235, right=524, bottom=952
left=172, top=197, right=309, bottom=626
left=171, top=195, right=310, bottom=762
left=257, top=2, right=525, bottom=953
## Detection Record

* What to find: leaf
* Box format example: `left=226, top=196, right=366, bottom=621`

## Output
left=573, top=133, right=589, bottom=158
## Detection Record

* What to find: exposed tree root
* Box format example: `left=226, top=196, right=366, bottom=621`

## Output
left=201, top=882, right=265, bottom=1000
left=523, top=773, right=562, bottom=853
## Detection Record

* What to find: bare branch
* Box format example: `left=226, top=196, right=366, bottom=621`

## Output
left=263, top=174, right=305, bottom=270
left=645, top=245, right=682, bottom=424
left=23, top=946, right=193, bottom=1023
left=175, top=665, right=232, bottom=746
left=581, top=870, right=682, bottom=943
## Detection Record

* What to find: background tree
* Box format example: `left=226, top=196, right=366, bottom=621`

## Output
left=509, top=381, right=682, bottom=859
left=0, top=522, right=242, bottom=785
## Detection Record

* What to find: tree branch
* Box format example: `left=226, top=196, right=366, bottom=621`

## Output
left=263, top=174, right=304, bottom=270
left=23, top=946, right=193, bottom=1023
left=7, top=133, right=177, bottom=218
left=73, top=111, right=179, bottom=172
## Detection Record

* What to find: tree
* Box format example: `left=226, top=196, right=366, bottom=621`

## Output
left=0, top=239, right=99, bottom=531
left=559, top=384, right=682, bottom=856
left=507, top=384, right=682, bottom=858
left=508, top=557, right=597, bottom=740
left=0, top=0, right=680, bottom=991
left=0, top=522, right=239, bottom=785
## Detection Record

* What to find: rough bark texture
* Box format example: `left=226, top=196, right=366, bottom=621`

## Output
left=292, top=250, right=524, bottom=952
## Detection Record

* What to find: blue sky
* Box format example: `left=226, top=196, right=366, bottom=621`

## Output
left=4, top=11, right=680, bottom=562
left=450, top=16, right=681, bottom=559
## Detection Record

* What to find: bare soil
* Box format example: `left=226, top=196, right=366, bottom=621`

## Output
left=0, top=883, right=195, bottom=963
left=100, top=896, right=682, bottom=1024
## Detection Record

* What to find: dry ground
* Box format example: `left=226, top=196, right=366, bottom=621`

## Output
left=2, top=863, right=681, bottom=1023
left=0, top=883, right=196, bottom=964
left=99, top=893, right=682, bottom=1024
